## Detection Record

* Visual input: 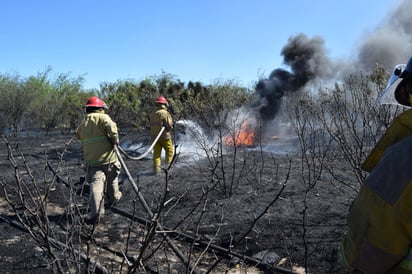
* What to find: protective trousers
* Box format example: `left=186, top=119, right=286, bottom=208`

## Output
left=153, top=138, right=174, bottom=173
left=86, top=161, right=122, bottom=217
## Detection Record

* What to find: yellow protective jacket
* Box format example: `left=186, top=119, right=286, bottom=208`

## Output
left=150, top=104, right=173, bottom=140
left=76, top=111, right=119, bottom=166
left=341, top=134, right=412, bottom=273
left=362, top=108, right=412, bottom=172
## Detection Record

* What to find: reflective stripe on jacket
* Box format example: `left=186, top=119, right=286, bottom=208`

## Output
left=76, top=111, right=119, bottom=166
left=150, top=104, right=173, bottom=140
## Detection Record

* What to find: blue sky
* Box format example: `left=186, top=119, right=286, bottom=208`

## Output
left=0, top=0, right=400, bottom=90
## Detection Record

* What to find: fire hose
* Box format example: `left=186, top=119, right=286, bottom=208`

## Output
left=114, top=129, right=295, bottom=274
left=39, top=131, right=295, bottom=274
left=114, top=127, right=200, bottom=274
left=117, top=127, right=165, bottom=160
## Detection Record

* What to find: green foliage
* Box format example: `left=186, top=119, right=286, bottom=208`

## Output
left=100, top=80, right=144, bottom=130
left=180, top=79, right=253, bottom=133
left=0, top=69, right=254, bottom=134
left=0, top=73, right=32, bottom=132
left=96, top=74, right=254, bottom=134
left=63, top=88, right=92, bottom=130
left=24, top=68, right=86, bottom=131
left=0, top=68, right=88, bottom=133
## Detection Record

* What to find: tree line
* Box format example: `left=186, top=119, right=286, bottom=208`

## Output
left=0, top=67, right=253, bottom=134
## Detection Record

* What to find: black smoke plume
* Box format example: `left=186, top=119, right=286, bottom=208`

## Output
left=255, top=33, right=333, bottom=122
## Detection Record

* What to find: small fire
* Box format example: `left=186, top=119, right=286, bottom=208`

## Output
left=224, top=121, right=257, bottom=147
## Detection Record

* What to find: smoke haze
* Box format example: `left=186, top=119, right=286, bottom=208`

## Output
left=255, top=0, right=412, bottom=122
left=358, top=0, right=412, bottom=70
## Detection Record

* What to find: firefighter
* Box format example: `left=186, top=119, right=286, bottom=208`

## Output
left=340, top=58, right=412, bottom=273
left=76, top=96, right=122, bottom=225
left=149, top=96, right=174, bottom=174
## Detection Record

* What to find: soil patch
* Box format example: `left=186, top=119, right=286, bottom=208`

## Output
left=0, top=130, right=356, bottom=273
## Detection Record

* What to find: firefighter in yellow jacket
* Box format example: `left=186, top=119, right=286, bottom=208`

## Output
left=76, top=96, right=122, bottom=224
left=340, top=58, right=412, bottom=273
left=150, top=96, right=174, bottom=174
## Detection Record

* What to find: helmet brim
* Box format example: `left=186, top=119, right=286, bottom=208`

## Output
left=377, top=64, right=409, bottom=107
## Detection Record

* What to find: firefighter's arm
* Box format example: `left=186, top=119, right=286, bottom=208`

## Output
left=104, top=116, right=119, bottom=146
left=162, top=112, right=174, bottom=130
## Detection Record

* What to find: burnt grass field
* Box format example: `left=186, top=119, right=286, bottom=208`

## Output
left=0, top=129, right=357, bottom=274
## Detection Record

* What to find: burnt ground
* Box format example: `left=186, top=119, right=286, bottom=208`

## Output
left=0, top=130, right=357, bottom=274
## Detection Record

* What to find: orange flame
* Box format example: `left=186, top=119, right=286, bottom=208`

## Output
left=224, top=122, right=257, bottom=147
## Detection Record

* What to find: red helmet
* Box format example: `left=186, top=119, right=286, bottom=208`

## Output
left=155, top=96, right=168, bottom=105
left=85, top=96, right=107, bottom=108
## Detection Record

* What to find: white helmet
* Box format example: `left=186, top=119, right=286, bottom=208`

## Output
left=378, top=63, right=406, bottom=106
